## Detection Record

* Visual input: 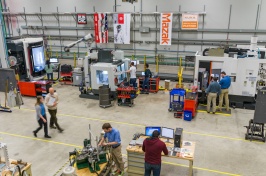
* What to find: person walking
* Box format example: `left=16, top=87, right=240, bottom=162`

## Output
left=45, top=60, right=54, bottom=81
left=98, top=123, right=124, bottom=176
left=142, top=130, right=168, bottom=176
left=33, top=96, right=51, bottom=138
left=206, top=77, right=221, bottom=114
left=45, top=87, right=64, bottom=132
left=141, top=63, right=152, bottom=94
left=218, top=71, right=231, bottom=111
left=125, top=62, right=137, bottom=88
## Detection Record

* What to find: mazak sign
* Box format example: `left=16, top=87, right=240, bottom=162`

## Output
left=160, top=13, right=173, bottom=45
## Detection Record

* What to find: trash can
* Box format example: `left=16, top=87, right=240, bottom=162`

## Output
left=99, top=85, right=112, bottom=108
left=184, top=110, right=192, bottom=121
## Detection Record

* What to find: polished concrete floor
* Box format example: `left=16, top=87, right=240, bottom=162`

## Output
left=0, top=81, right=265, bottom=176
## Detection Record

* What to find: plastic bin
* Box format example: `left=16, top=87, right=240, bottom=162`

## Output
left=184, top=110, right=192, bottom=121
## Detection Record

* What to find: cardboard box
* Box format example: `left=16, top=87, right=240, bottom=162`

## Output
left=165, top=80, right=170, bottom=90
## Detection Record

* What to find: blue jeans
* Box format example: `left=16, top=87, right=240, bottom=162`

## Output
left=130, top=78, right=137, bottom=88
left=145, top=162, right=161, bottom=176
left=47, top=73, right=53, bottom=81
left=142, top=77, right=150, bottom=92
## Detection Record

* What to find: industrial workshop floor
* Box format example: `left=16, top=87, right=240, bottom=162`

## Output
left=0, top=82, right=265, bottom=176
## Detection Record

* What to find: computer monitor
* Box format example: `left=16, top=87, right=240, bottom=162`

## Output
left=145, top=126, right=161, bottom=137
left=50, top=58, right=59, bottom=63
left=161, top=127, right=174, bottom=143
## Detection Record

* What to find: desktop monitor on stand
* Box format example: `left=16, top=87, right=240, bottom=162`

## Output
left=145, top=126, right=161, bottom=137
left=161, top=127, right=174, bottom=144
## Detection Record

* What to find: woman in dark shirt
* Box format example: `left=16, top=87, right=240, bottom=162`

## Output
left=33, top=96, right=51, bottom=138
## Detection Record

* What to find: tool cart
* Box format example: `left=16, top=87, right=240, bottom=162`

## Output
left=116, top=87, right=136, bottom=107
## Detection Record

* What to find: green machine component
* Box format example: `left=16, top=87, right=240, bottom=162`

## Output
left=83, top=138, right=91, bottom=147
left=75, top=140, right=107, bottom=172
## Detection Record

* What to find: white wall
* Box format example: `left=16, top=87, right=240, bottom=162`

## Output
left=3, top=0, right=266, bottom=59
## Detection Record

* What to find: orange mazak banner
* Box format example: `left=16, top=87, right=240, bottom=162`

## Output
left=160, top=13, right=173, bottom=45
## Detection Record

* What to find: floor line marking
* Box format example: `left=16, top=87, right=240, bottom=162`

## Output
left=0, top=131, right=83, bottom=148
left=1, top=131, right=242, bottom=176
left=16, top=107, right=262, bottom=143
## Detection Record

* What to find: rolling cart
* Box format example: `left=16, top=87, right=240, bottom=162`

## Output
left=116, top=87, right=136, bottom=107
left=168, top=88, right=186, bottom=112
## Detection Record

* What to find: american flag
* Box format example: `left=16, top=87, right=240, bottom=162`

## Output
left=94, top=13, right=108, bottom=43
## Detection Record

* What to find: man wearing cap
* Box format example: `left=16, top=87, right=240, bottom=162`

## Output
left=142, top=130, right=168, bottom=176
left=98, top=123, right=124, bottom=176
left=218, top=71, right=231, bottom=111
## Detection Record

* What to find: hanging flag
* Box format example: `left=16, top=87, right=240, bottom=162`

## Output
left=160, top=13, right=173, bottom=45
left=94, top=13, right=108, bottom=43
left=113, top=13, right=131, bottom=44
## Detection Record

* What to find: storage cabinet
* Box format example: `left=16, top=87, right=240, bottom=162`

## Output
left=18, top=81, right=52, bottom=97
left=184, top=92, right=198, bottom=117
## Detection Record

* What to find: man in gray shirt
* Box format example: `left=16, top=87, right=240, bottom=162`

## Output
left=206, top=77, right=221, bottom=114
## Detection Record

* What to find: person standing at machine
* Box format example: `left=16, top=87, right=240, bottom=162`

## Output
left=125, top=62, right=137, bottom=88
left=206, top=77, right=221, bottom=114
left=142, top=130, right=168, bottom=176
left=33, top=96, right=51, bottom=138
left=45, top=87, right=64, bottom=132
left=141, top=63, right=152, bottom=94
left=45, top=60, right=54, bottom=81
left=218, top=71, right=231, bottom=111
left=98, top=123, right=124, bottom=176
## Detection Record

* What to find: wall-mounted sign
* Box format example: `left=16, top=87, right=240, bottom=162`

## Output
left=77, top=13, right=87, bottom=24
left=181, top=14, right=198, bottom=30
left=160, top=13, right=173, bottom=45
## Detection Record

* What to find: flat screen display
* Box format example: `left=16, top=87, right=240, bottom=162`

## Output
left=50, top=58, right=58, bottom=63
left=145, top=126, right=161, bottom=137
left=32, top=46, right=45, bottom=72
left=161, top=127, right=174, bottom=139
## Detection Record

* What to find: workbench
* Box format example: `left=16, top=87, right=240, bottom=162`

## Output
left=75, top=162, right=109, bottom=176
left=126, top=136, right=195, bottom=176
left=138, top=77, right=160, bottom=93
left=0, top=159, right=32, bottom=176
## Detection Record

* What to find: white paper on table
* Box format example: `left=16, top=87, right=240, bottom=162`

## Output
left=47, top=97, right=55, bottom=106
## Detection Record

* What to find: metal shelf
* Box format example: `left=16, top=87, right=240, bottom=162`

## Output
left=21, top=25, right=266, bottom=34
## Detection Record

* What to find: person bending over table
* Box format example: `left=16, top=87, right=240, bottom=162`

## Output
left=98, top=123, right=124, bottom=176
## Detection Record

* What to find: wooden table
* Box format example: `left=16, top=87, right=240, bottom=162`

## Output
left=0, top=159, right=32, bottom=176
left=126, top=137, right=195, bottom=176
left=75, top=162, right=110, bottom=176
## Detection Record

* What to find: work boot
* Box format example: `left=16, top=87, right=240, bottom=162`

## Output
left=50, top=126, right=57, bottom=129
left=33, top=131, right=37, bottom=137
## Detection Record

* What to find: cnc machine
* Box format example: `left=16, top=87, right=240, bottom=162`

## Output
left=64, top=34, right=130, bottom=99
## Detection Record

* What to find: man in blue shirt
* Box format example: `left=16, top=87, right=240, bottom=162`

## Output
left=218, top=71, right=231, bottom=111
left=99, top=123, right=124, bottom=175
left=206, top=77, right=221, bottom=114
